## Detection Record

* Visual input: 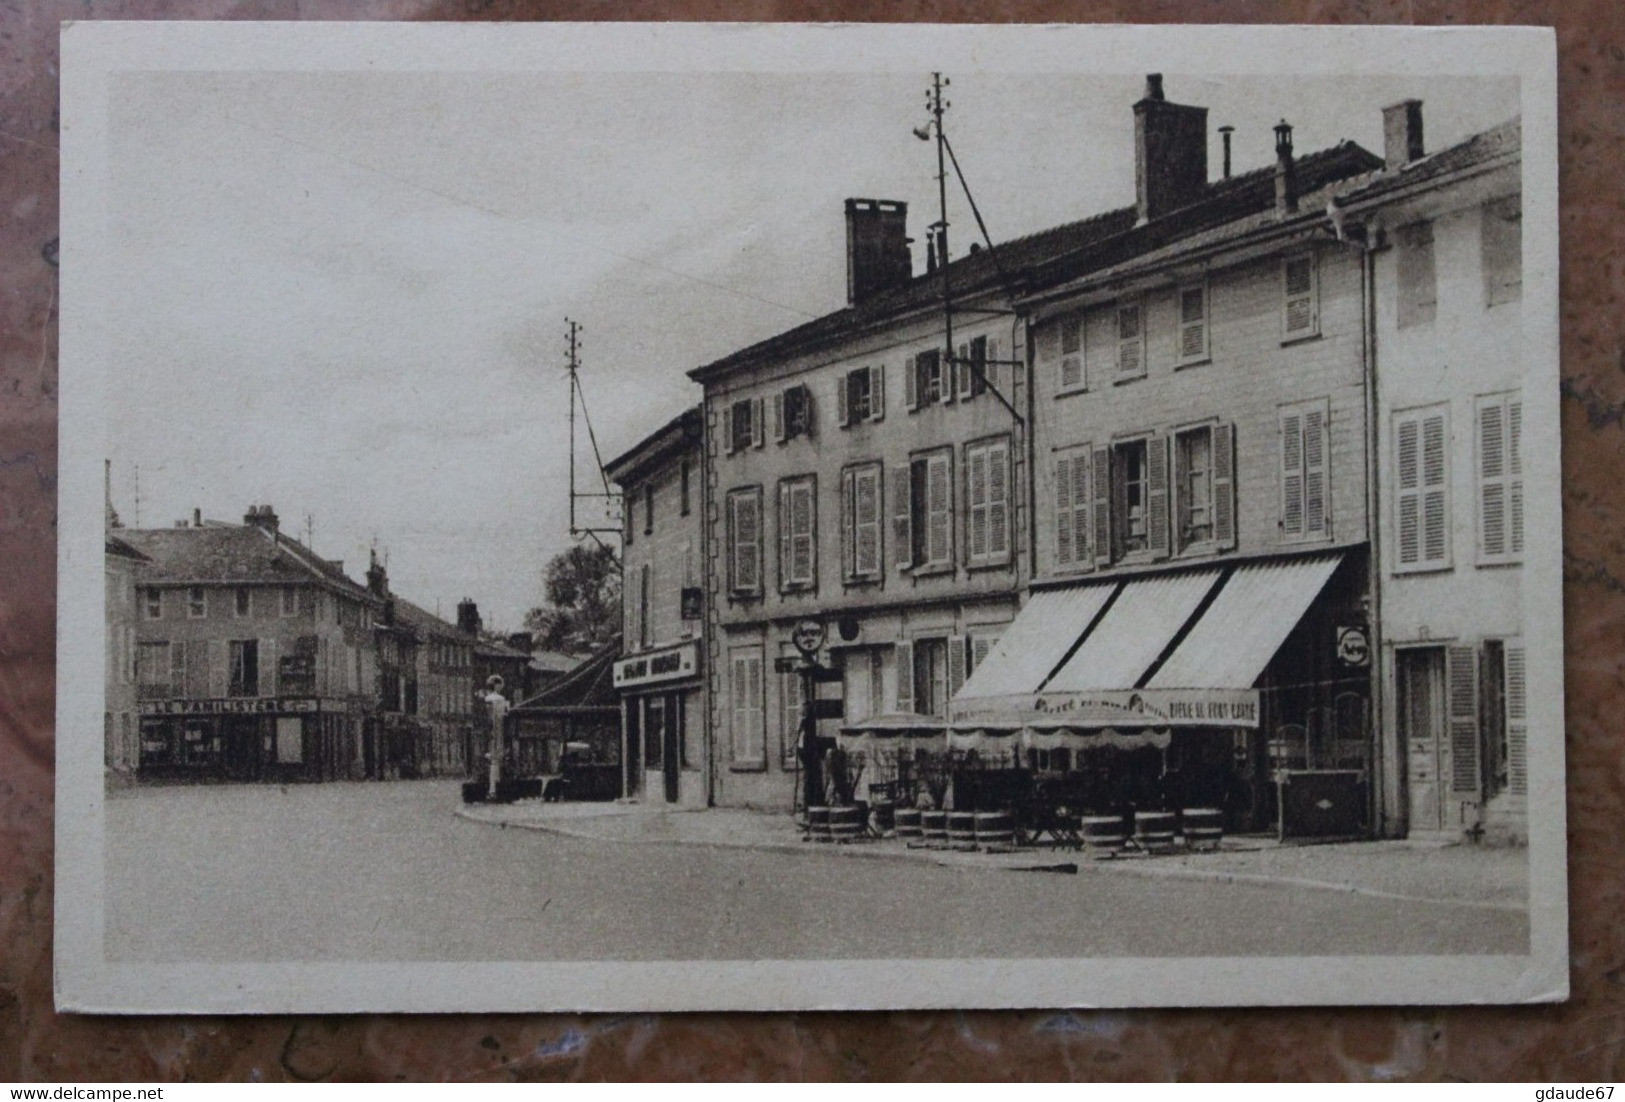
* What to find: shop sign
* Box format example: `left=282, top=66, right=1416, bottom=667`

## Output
left=954, top=688, right=1260, bottom=728
left=613, top=641, right=699, bottom=689
left=791, top=618, right=826, bottom=657
left=1336, top=625, right=1370, bottom=667
left=142, top=697, right=323, bottom=716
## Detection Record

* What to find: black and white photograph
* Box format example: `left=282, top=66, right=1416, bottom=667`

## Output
left=57, top=21, right=1564, bottom=1013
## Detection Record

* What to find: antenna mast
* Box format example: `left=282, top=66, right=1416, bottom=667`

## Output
left=564, top=318, right=622, bottom=543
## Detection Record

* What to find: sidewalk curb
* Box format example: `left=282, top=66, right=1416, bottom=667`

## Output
left=453, top=806, right=1527, bottom=913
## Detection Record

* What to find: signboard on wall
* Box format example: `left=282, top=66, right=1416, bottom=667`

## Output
left=953, top=688, right=1261, bottom=728
left=613, top=641, right=700, bottom=689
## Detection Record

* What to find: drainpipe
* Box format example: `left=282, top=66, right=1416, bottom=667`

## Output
left=1359, top=224, right=1391, bottom=839
left=1020, top=311, right=1037, bottom=602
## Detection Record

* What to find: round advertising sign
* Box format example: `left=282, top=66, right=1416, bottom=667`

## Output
left=791, top=618, right=826, bottom=657
left=1336, top=625, right=1370, bottom=667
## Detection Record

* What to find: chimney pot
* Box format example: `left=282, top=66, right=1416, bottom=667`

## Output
left=1382, top=99, right=1424, bottom=169
left=1144, top=74, right=1164, bottom=101
left=1274, top=120, right=1298, bottom=215
left=844, top=198, right=913, bottom=305
left=193, top=508, right=202, bottom=527
left=1218, top=125, right=1234, bottom=180
left=1133, top=77, right=1209, bottom=223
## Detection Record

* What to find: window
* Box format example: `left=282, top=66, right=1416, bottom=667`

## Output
left=1394, top=405, right=1450, bottom=570
left=234, top=587, right=251, bottom=618
left=838, top=649, right=885, bottom=725
left=1057, top=315, right=1085, bottom=393
left=1105, top=436, right=1172, bottom=561
left=780, top=644, right=804, bottom=768
left=907, top=637, right=966, bottom=719
left=680, top=460, right=691, bottom=516
left=964, top=437, right=1011, bottom=567
left=137, top=641, right=171, bottom=696
left=728, top=645, right=765, bottom=766
left=1282, top=253, right=1320, bottom=340
left=1176, top=282, right=1210, bottom=365
left=1280, top=399, right=1331, bottom=542
left=773, top=383, right=814, bottom=442
left=904, top=451, right=953, bottom=572
left=907, top=348, right=949, bottom=411
left=1396, top=221, right=1437, bottom=328
left=188, top=587, right=206, bottom=619
left=1053, top=446, right=1093, bottom=571
left=1477, top=392, right=1523, bottom=564
left=281, top=585, right=298, bottom=617
left=957, top=335, right=999, bottom=401
left=726, top=487, right=763, bottom=596
left=837, top=365, right=885, bottom=426
left=144, top=588, right=162, bottom=620
left=840, top=463, right=884, bottom=583
left=645, top=696, right=665, bottom=770
left=777, top=476, right=817, bottom=591
left=1482, top=195, right=1522, bottom=307
left=1115, top=439, right=1150, bottom=555
left=723, top=397, right=765, bottom=454
left=228, top=639, right=259, bottom=697
left=1175, top=422, right=1236, bottom=552
left=1116, top=301, right=1145, bottom=379
left=643, top=483, right=654, bottom=536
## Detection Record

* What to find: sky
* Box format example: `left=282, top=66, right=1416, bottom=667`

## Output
left=102, top=59, right=1519, bottom=630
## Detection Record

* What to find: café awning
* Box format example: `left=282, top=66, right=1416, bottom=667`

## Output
left=952, top=582, right=1117, bottom=699
left=1043, top=570, right=1224, bottom=692
left=1146, top=554, right=1343, bottom=690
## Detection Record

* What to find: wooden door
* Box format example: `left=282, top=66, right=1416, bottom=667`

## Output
left=1397, top=647, right=1446, bottom=832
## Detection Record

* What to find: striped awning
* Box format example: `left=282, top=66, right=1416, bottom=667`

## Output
left=1044, top=570, right=1223, bottom=692
left=953, top=583, right=1117, bottom=700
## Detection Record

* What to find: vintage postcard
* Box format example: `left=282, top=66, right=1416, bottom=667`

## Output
left=57, top=21, right=1564, bottom=1013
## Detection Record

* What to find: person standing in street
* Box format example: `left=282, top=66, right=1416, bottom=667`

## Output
left=482, top=675, right=510, bottom=800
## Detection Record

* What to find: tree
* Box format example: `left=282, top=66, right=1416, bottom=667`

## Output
left=523, top=543, right=621, bottom=654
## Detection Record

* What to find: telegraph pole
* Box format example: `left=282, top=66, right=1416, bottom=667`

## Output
left=929, top=72, right=953, bottom=367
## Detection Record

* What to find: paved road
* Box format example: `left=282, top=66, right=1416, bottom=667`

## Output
left=104, top=780, right=1527, bottom=962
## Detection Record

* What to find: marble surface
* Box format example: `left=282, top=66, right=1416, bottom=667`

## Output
left=2, top=0, right=1621, bottom=1081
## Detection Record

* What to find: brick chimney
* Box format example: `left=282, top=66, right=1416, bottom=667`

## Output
left=243, top=504, right=280, bottom=534
left=844, top=199, right=913, bottom=305
left=1274, top=120, right=1298, bottom=215
left=457, top=598, right=481, bottom=637
left=1133, top=74, right=1209, bottom=224
left=1382, top=99, right=1424, bottom=169
left=366, top=548, right=389, bottom=598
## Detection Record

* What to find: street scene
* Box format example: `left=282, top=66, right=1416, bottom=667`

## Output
left=86, top=41, right=1554, bottom=997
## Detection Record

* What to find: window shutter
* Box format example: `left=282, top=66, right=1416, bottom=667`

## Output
left=722, top=404, right=734, bottom=456
left=1422, top=412, right=1448, bottom=564
left=1178, top=284, right=1208, bottom=362
left=783, top=653, right=804, bottom=754
left=263, top=637, right=279, bottom=696
left=870, top=365, right=885, bottom=422
left=1396, top=415, right=1421, bottom=567
left=835, top=374, right=850, bottom=428
left=1281, top=410, right=1304, bottom=538
left=967, top=444, right=989, bottom=562
left=752, top=398, right=766, bottom=449
left=987, top=440, right=1009, bottom=561
left=1092, top=446, right=1112, bottom=567
left=894, top=641, right=914, bottom=713
left=732, top=492, right=761, bottom=594
left=971, top=635, right=994, bottom=674
left=840, top=468, right=856, bottom=580
left=1479, top=399, right=1507, bottom=559
left=1116, top=303, right=1143, bottom=377
left=927, top=453, right=952, bottom=566
left=1506, top=643, right=1527, bottom=796
left=855, top=465, right=881, bottom=578
left=1283, top=254, right=1318, bottom=338
left=777, top=482, right=793, bottom=591
left=904, top=354, right=919, bottom=412
left=947, top=344, right=964, bottom=404
left=1060, top=316, right=1084, bottom=390
left=1213, top=421, right=1237, bottom=549
left=984, top=338, right=1001, bottom=395
left=772, top=392, right=786, bottom=443
left=1446, top=644, right=1481, bottom=799
left=170, top=638, right=187, bottom=692
left=1304, top=405, right=1328, bottom=537
left=892, top=465, right=912, bottom=572
left=947, top=635, right=967, bottom=700
left=957, top=342, right=973, bottom=401
left=1055, top=456, right=1076, bottom=567
left=209, top=639, right=228, bottom=698
left=1509, top=399, right=1523, bottom=556
left=792, top=480, right=814, bottom=585
left=1147, top=433, right=1171, bottom=559
left=801, top=385, right=816, bottom=440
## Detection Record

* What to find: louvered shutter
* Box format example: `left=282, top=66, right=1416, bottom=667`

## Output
left=957, top=342, right=974, bottom=401
left=209, top=639, right=228, bottom=697
left=840, top=468, right=856, bottom=580
left=722, top=404, right=735, bottom=456
left=1421, top=412, right=1448, bottom=564
left=791, top=480, right=815, bottom=585
left=971, top=635, right=994, bottom=674
left=987, top=440, right=1009, bottom=561
left=904, top=353, right=919, bottom=412
left=984, top=338, right=1000, bottom=395
left=894, top=641, right=914, bottom=713
left=1446, top=644, right=1481, bottom=799
left=1509, top=399, right=1523, bottom=556
left=801, top=384, right=816, bottom=440
left=947, top=635, right=967, bottom=700
left=1281, top=409, right=1305, bottom=538
left=1116, top=303, right=1143, bottom=378
left=855, top=465, right=881, bottom=578
left=1304, top=405, right=1328, bottom=537
left=262, top=637, right=279, bottom=697
left=1506, top=643, right=1527, bottom=796
left=1060, top=316, right=1084, bottom=390
left=1396, top=416, right=1421, bottom=566
left=835, top=374, right=849, bottom=428
left=1213, top=421, right=1236, bottom=549
left=752, top=398, right=766, bottom=448
left=967, top=444, right=989, bottom=562
left=1178, top=284, right=1208, bottom=362
left=777, top=482, right=793, bottom=591
left=892, top=466, right=913, bottom=571
left=1147, top=434, right=1171, bottom=559
left=1092, top=446, right=1113, bottom=567
left=946, top=344, right=963, bottom=404
left=870, top=365, right=885, bottom=422
left=782, top=650, right=804, bottom=758
left=1055, top=456, right=1076, bottom=567
left=1479, top=399, right=1507, bottom=558
left=1283, top=254, right=1318, bottom=338
left=927, top=453, right=952, bottom=567
left=772, top=392, right=786, bottom=443
left=731, top=491, right=761, bottom=594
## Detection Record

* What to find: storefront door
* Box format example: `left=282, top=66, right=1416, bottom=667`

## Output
left=624, top=700, right=642, bottom=797
left=221, top=715, right=261, bottom=781
left=662, top=693, right=682, bottom=804
left=1397, top=646, right=1447, bottom=832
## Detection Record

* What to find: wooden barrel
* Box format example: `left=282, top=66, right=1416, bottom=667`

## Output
left=1081, top=814, right=1128, bottom=859
left=806, top=805, right=831, bottom=841
left=921, top=810, right=949, bottom=845
left=974, top=810, right=1015, bottom=849
left=870, top=799, right=896, bottom=836
left=829, top=804, right=863, bottom=843
left=947, top=811, right=977, bottom=848
left=1135, top=810, right=1177, bottom=854
left=1181, top=807, right=1224, bottom=852
left=894, top=807, right=923, bottom=839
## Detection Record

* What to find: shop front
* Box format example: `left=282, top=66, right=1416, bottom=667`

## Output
left=613, top=640, right=704, bottom=806
left=138, top=696, right=362, bottom=782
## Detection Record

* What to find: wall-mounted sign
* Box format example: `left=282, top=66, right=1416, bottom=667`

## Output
left=613, top=640, right=700, bottom=689
left=791, top=618, right=826, bottom=657
left=143, top=697, right=324, bottom=716
left=680, top=586, right=703, bottom=621
left=954, top=688, right=1261, bottom=728
left=1336, top=625, right=1371, bottom=667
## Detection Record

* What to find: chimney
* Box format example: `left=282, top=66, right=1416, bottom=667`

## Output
left=507, top=631, right=534, bottom=654
left=1274, top=120, right=1298, bottom=215
left=844, top=199, right=912, bottom=305
left=1382, top=99, right=1424, bottom=170
left=243, top=503, right=279, bottom=534
left=457, top=598, right=481, bottom=637
left=1218, top=125, right=1235, bottom=180
left=193, top=508, right=202, bottom=528
left=366, top=548, right=389, bottom=598
left=1133, top=74, right=1209, bottom=223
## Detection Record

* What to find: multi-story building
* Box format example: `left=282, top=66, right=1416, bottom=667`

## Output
left=104, top=532, right=147, bottom=783
left=125, top=505, right=381, bottom=782
left=606, top=406, right=708, bottom=805
left=1333, top=109, right=1526, bottom=843
left=955, top=77, right=1386, bottom=837
left=390, top=596, right=476, bottom=778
